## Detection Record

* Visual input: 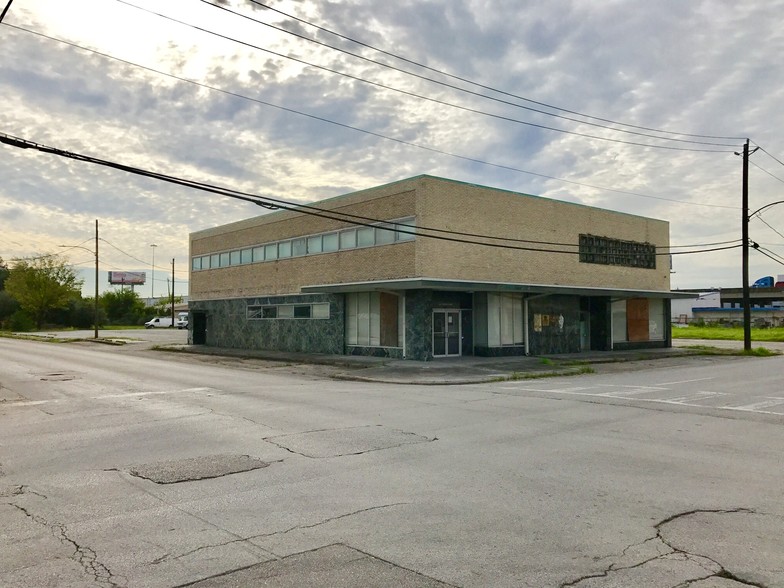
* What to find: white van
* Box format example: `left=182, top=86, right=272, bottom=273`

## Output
left=176, top=312, right=188, bottom=329
left=144, top=317, right=173, bottom=328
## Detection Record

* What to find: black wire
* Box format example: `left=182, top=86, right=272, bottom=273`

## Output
left=756, top=247, right=784, bottom=267
left=3, top=24, right=740, bottom=210
left=667, top=244, right=743, bottom=256
left=202, top=0, right=737, bottom=148
left=753, top=215, right=784, bottom=242
left=665, top=239, right=743, bottom=249
left=245, top=0, right=745, bottom=142
left=753, top=144, right=784, bottom=168
left=1, top=132, right=740, bottom=258
left=750, top=160, right=784, bottom=185
left=99, top=238, right=189, bottom=276
left=115, top=1, right=734, bottom=153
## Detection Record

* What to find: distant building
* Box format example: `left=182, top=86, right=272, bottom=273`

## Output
left=672, top=285, right=784, bottom=327
left=671, top=291, right=719, bottom=323
left=188, top=175, right=687, bottom=360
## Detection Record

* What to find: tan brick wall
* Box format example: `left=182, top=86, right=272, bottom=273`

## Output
left=191, top=184, right=417, bottom=255
left=190, top=180, right=420, bottom=299
left=190, top=242, right=416, bottom=299
left=189, top=175, right=672, bottom=300
left=414, top=177, right=670, bottom=291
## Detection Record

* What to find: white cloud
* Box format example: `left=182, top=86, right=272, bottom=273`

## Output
left=2, top=0, right=784, bottom=297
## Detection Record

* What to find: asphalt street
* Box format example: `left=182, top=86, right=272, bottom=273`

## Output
left=1, top=335, right=783, bottom=587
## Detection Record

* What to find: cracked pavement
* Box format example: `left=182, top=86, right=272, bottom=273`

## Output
left=1, top=337, right=784, bottom=587
left=560, top=509, right=777, bottom=587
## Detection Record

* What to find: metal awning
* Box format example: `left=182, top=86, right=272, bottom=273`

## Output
left=301, top=277, right=696, bottom=299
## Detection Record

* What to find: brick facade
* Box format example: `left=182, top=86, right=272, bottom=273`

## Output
left=188, top=176, right=674, bottom=359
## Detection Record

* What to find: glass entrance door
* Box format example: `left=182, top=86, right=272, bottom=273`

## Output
left=433, top=310, right=461, bottom=357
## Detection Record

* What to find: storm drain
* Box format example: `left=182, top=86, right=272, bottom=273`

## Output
left=179, top=543, right=452, bottom=587
left=127, top=454, right=272, bottom=484
left=265, top=425, right=435, bottom=458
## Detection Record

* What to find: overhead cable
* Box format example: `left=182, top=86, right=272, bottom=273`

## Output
left=2, top=23, right=741, bottom=211
left=203, top=0, right=736, bottom=148
left=244, top=0, right=744, bottom=141
left=114, top=1, right=735, bottom=153
left=750, top=160, right=784, bottom=185
left=752, top=143, right=784, bottom=168
left=0, top=132, right=741, bottom=258
left=756, top=247, right=784, bottom=267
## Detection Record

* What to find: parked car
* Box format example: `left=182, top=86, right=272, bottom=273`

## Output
left=144, top=317, right=173, bottom=328
left=176, top=312, right=189, bottom=329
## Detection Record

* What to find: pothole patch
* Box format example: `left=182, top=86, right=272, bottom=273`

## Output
left=126, top=454, right=273, bottom=484
left=178, top=543, right=452, bottom=587
left=265, top=425, right=436, bottom=458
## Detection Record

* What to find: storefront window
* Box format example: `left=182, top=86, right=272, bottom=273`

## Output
left=487, top=293, right=523, bottom=346
left=612, top=300, right=628, bottom=343
left=346, top=292, right=401, bottom=347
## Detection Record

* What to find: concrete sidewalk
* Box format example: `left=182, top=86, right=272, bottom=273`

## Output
left=169, top=344, right=704, bottom=385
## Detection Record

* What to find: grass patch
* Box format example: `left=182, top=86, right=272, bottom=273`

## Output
left=0, top=332, right=72, bottom=343
left=742, top=347, right=778, bottom=357
left=672, top=325, right=784, bottom=342
left=680, top=344, right=780, bottom=356
left=504, top=365, right=596, bottom=381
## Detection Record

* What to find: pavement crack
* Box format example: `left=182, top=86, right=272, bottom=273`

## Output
left=560, top=508, right=764, bottom=588
left=9, top=503, right=124, bottom=587
left=260, top=502, right=411, bottom=537
left=153, top=501, right=411, bottom=564
left=150, top=503, right=408, bottom=565
left=1, top=484, right=47, bottom=499
left=655, top=508, right=766, bottom=588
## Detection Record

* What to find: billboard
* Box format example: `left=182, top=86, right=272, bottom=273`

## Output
left=108, top=271, right=146, bottom=285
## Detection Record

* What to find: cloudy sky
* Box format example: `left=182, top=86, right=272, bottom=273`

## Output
left=2, top=0, right=784, bottom=298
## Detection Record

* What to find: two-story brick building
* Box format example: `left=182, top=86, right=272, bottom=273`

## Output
left=188, top=175, right=678, bottom=360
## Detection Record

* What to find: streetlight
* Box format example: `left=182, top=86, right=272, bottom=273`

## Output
left=60, top=219, right=99, bottom=339
left=150, top=243, right=157, bottom=303
left=742, top=198, right=784, bottom=350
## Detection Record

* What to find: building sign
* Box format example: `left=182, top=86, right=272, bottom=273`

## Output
left=579, top=234, right=656, bottom=269
left=108, top=271, right=146, bottom=285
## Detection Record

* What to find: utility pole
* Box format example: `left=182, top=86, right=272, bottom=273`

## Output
left=94, top=219, right=99, bottom=340
left=740, top=140, right=761, bottom=352
left=742, top=139, right=751, bottom=352
left=150, top=244, right=157, bottom=303
left=171, top=258, right=175, bottom=327
left=0, top=0, right=16, bottom=24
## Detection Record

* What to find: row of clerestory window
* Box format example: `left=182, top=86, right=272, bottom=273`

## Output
left=192, top=217, right=416, bottom=271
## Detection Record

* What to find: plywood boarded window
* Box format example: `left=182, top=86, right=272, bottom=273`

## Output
left=379, top=292, right=399, bottom=347
left=626, top=298, right=649, bottom=342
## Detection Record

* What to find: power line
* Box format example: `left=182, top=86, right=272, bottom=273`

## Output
left=202, top=0, right=737, bottom=148
left=753, top=215, right=784, bottom=242
left=115, top=1, right=734, bottom=153
left=756, top=247, right=784, bottom=267
left=750, top=160, right=784, bottom=185
left=0, top=132, right=739, bottom=258
left=245, top=0, right=744, bottom=142
left=99, top=238, right=188, bottom=277
left=668, top=244, right=743, bottom=256
left=753, top=144, right=784, bottom=169
left=1, top=23, right=741, bottom=211
left=666, top=238, right=743, bottom=249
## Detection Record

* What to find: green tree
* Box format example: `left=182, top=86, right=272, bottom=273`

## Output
left=151, top=295, right=182, bottom=318
left=0, top=257, right=9, bottom=290
left=50, top=297, right=107, bottom=329
left=5, top=255, right=83, bottom=328
left=0, top=291, right=20, bottom=329
left=101, top=289, right=147, bottom=325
